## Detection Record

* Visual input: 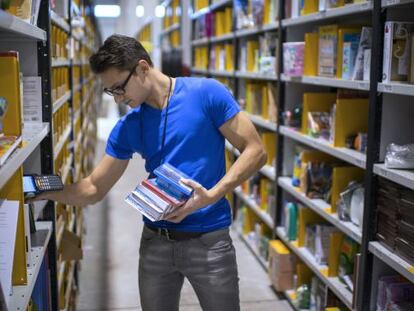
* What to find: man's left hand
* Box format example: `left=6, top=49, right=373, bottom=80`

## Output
left=164, top=179, right=214, bottom=223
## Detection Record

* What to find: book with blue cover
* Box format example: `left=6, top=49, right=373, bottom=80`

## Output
left=125, top=163, right=194, bottom=221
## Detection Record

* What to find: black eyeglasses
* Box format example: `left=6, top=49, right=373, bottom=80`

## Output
left=104, top=64, right=138, bottom=96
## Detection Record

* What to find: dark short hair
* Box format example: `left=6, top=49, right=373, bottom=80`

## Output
left=89, top=34, right=153, bottom=74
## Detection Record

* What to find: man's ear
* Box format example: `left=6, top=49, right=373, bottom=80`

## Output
left=138, top=59, right=150, bottom=75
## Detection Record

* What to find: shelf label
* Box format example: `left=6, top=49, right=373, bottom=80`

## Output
left=354, top=158, right=364, bottom=168
left=360, top=2, right=370, bottom=10
left=386, top=0, right=400, bottom=5
left=358, top=82, right=367, bottom=90
left=380, top=168, right=389, bottom=177
left=383, top=84, right=393, bottom=92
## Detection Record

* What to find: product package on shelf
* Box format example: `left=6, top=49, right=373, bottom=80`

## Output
left=125, top=163, right=193, bottom=222
left=382, top=22, right=414, bottom=83
left=283, top=42, right=305, bottom=77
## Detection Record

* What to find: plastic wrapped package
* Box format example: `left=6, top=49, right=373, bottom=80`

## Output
left=385, top=143, right=414, bottom=169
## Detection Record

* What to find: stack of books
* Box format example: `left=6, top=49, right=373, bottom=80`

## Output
left=125, top=163, right=194, bottom=222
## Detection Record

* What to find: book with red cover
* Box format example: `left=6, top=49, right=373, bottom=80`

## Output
left=142, top=178, right=185, bottom=208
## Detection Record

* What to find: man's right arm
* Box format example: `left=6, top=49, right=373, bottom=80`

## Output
left=35, top=155, right=129, bottom=206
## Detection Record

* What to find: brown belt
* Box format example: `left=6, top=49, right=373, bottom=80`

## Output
left=145, top=225, right=204, bottom=241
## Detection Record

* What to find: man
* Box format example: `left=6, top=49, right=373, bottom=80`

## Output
left=37, top=34, right=267, bottom=311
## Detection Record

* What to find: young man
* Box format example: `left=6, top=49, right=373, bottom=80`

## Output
left=36, top=34, right=267, bottom=311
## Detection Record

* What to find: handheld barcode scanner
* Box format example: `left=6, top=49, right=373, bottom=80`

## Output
left=23, top=174, right=64, bottom=199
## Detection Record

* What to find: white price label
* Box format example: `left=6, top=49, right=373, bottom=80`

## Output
left=380, top=168, right=389, bottom=177
left=383, top=84, right=393, bottom=92
left=386, top=0, right=400, bottom=6
left=358, top=82, right=368, bottom=90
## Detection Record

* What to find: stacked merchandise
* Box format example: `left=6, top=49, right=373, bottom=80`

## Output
left=1, top=0, right=41, bottom=25
left=377, top=178, right=414, bottom=266
left=234, top=0, right=279, bottom=30
left=290, top=148, right=365, bottom=228
left=283, top=25, right=372, bottom=81
left=240, top=81, right=278, bottom=121
left=239, top=32, right=278, bottom=74
left=125, top=163, right=194, bottom=222
left=282, top=90, right=369, bottom=153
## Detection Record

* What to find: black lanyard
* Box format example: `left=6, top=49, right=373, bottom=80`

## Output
left=141, top=76, right=173, bottom=172
left=159, top=76, right=173, bottom=165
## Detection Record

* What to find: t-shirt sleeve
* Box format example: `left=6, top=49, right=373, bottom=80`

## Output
left=203, top=79, right=241, bottom=128
left=105, top=119, right=133, bottom=160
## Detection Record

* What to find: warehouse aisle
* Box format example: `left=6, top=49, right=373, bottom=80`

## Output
left=76, top=99, right=292, bottom=311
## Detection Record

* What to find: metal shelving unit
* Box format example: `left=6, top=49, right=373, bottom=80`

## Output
left=0, top=10, right=47, bottom=41
left=381, top=0, right=414, bottom=7
left=8, top=222, right=53, bottom=311
left=50, top=10, right=70, bottom=32
left=0, top=123, right=49, bottom=190
left=235, top=71, right=278, bottom=81
left=209, top=33, right=234, bottom=43
left=234, top=22, right=279, bottom=38
left=247, top=113, right=277, bottom=132
left=278, top=177, right=362, bottom=243
left=369, top=242, right=414, bottom=283
left=208, top=69, right=235, bottom=77
left=234, top=187, right=274, bottom=229
left=281, top=1, right=372, bottom=27
left=281, top=74, right=370, bottom=91
left=279, top=126, right=367, bottom=169
left=52, top=91, right=71, bottom=114
left=276, top=227, right=354, bottom=310
left=377, top=82, right=414, bottom=96
left=373, top=164, right=414, bottom=191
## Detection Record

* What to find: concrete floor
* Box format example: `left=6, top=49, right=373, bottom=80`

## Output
left=76, top=100, right=292, bottom=311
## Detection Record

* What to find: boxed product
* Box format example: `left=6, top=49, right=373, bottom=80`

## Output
left=283, top=42, right=305, bottom=77
left=318, top=25, right=338, bottom=77
left=268, top=240, right=296, bottom=291
left=382, top=22, right=414, bottom=83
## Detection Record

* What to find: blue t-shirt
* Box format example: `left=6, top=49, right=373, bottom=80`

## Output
left=106, top=77, right=240, bottom=232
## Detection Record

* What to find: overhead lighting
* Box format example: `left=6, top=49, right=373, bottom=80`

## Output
left=94, top=5, right=121, bottom=18
left=136, top=5, right=144, bottom=17
left=155, top=5, right=165, bottom=18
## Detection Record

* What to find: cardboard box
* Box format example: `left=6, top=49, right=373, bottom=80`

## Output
left=268, top=240, right=295, bottom=291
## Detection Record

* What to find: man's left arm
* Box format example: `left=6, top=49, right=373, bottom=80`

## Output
left=165, top=111, right=267, bottom=223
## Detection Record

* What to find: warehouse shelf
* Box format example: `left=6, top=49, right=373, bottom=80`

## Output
left=53, top=124, right=72, bottom=160
left=209, top=69, right=234, bottom=77
left=276, top=227, right=354, bottom=310
left=369, top=242, right=414, bottom=283
left=282, top=2, right=372, bottom=27
left=50, top=10, right=70, bottom=32
left=53, top=91, right=71, bottom=114
left=378, top=82, right=414, bottom=96
left=161, top=23, right=180, bottom=36
left=381, top=0, right=414, bottom=7
left=279, top=126, right=367, bottom=169
left=280, top=126, right=366, bottom=169
left=247, top=113, right=277, bottom=132
left=9, top=222, right=53, bottom=311
left=0, top=123, right=49, bottom=190
left=235, top=71, right=278, bottom=81
left=373, top=163, right=414, bottom=191
left=278, top=177, right=362, bottom=243
left=234, top=187, right=274, bottom=229
left=237, top=229, right=268, bottom=270
left=0, top=10, right=47, bottom=41
left=234, top=22, right=279, bottom=38
left=281, top=74, right=370, bottom=91
left=210, top=0, right=232, bottom=11
left=190, top=68, right=209, bottom=75
left=209, top=33, right=234, bottom=43
left=191, top=37, right=209, bottom=46
left=52, top=58, right=71, bottom=67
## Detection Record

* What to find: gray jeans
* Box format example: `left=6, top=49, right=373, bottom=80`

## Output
left=138, top=226, right=240, bottom=311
